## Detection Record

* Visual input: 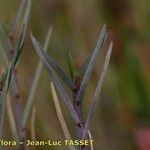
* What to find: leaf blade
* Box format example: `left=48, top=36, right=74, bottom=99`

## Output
left=0, top=27, right=25, bottom=139
left=22, top=26, right=53, bottom=128
left=76, top=24, right=107, bottom=104
left=31, top=35, right=74, bottom=89
left=31, top=34, right=80, bottom=125
left=82, top=41, right=113, bottom=139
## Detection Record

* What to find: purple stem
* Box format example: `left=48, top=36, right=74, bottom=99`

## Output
left=73, top=77, right=90, bottom=150
left=8, top=35, right=26, bottom=150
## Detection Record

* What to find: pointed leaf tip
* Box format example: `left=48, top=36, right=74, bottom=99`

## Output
left=31, top=36, right=80, bottom=124
left=76, top=24, right=107, bottom=103
left=31, top=35, right=74, bottom=89
left=67, top=50, right=76, bottom=80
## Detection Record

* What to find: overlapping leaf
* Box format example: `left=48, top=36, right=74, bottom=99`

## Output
left=31, top=35, right=74, bottom=90
left=67, top=50, right=76, bottom=80
left=22, top=26, right=52, bottom=128
left=31, top=34, right=80, bottom=125
left=0, top=25, right=25, bottom=138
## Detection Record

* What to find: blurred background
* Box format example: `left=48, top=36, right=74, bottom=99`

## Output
left=0, top=0, right=150, bottom=149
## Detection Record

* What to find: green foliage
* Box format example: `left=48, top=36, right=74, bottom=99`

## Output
left=67, top=50, right=77, bottom=80
left=31, top=34, right=81, bottom=125
left=0, top=25, right=25, bottom=138
left=0, top=1, right=149, bottom=149
left=31, top=24, right=112, bottom=150
left=22, top=26, right=53, bottom=128
left=76, top=25, right=107, bottom=104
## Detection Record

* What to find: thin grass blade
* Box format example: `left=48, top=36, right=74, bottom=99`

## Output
left=11, top=25, right=25, bottom=68
left=31, top=34, right=80, bottom=125
left=0, top=58, right=18, bottom=141
left=0, top=26, right=25, bottom=139
left=0, top=67, right=11, bottom=138
left=11, top=0, right=32, bottom=135
left=22, top=26, right=53, bottom=128
left=79, top=31, right=108, bottom=79
left=67, top=50, right=76, bottom=80
left=76, top=25, right=107, bottom=104
left=82, top=41, right=113, bottom=139
left=31, top=35, right=74, bottom=89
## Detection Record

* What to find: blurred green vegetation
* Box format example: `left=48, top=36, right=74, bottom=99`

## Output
left=0, top=0, right=150, bottom=150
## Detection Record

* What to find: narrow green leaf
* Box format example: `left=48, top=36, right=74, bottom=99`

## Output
left=0, top=66, right=14, bottom=138
left=8, top=0, right=32, bottom=140
left=76, top=24, right=107, bottom=104
left=31, top=34, right=80, bottom=125
left=82, top=41, right=113, bottom=139
left=78, top=25, right=107, bottom=79
left=0, top=25, right=25, bottom=138
left=67, top=50, right=76, bottom=80
left=1, top=23, right=25, bottom=93
left=11, top=25, right=25, bottom=68
left=22, top=26, right=53, bottom=128
left=31, top=35, right=74, bottom=90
